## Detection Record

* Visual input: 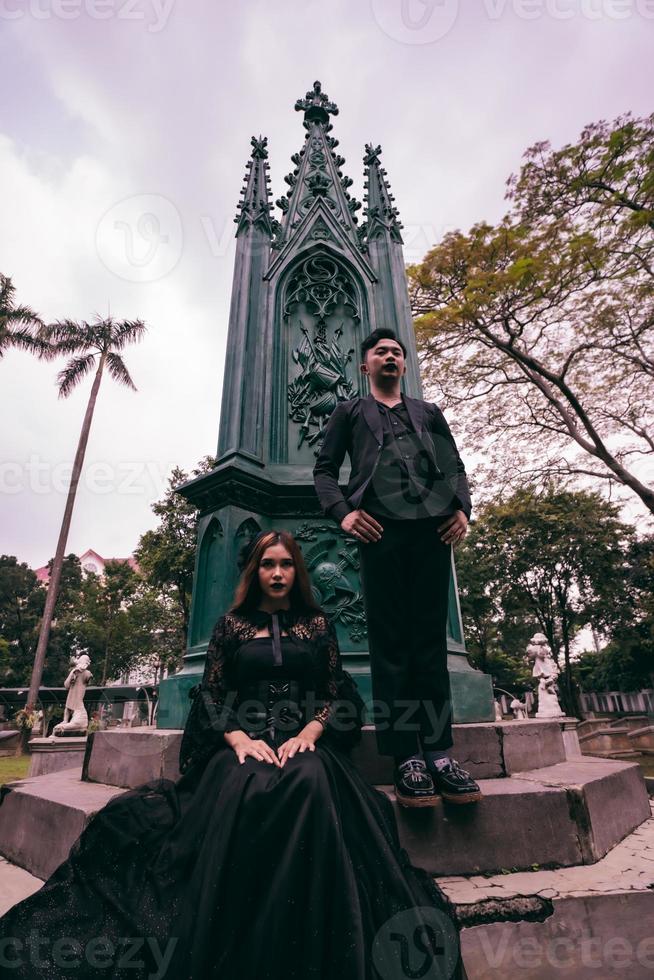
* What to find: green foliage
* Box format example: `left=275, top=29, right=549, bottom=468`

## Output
left=62, top=560, right=142, bottom=685
left=456, top=485, right=635, bottom=710
left=0, top=553, right=82, bottom=685
left=573, top=535, right=654, bottom=691
left=408, top=112, right=654, bottom=516
left=0, top=273, right=47, bottom=359
left=134, top=455, right=216, bottom=644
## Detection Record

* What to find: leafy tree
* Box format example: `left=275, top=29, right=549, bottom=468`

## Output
left=0, top=557, right=43, bottom=683
left=63, top=561, right=141, bottom=686
left=0, top=554, right=81, bottom=686
left=574, top=534, right=654, bottom=692
left=135, top=456, right=217, bottom=646
left=0, top=274, right=47, bottom=359
left=125, top=582, right=185, bottom=682
left=27, top=316, right=146, bottom=713
left=456, top=486, right=634, bottom=715
left=408, top=112, right=654, bottom=516
left=456, top=537, right=535, bottom=695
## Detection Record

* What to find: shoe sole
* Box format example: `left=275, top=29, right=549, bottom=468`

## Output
left=395, top=791, right=441, bottom=808
left=440, top=790, right=483, bottom=804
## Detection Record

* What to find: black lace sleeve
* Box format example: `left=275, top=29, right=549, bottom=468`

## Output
left=178, top=615, right=243, bottom=774
left=310, top=615, right=366, bottom=751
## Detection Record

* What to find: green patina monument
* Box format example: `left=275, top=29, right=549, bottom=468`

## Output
left=158, top=81, right=494, bottom=729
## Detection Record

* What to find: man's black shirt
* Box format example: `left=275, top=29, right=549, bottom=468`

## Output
left=360, top=395, right=449, bottom=521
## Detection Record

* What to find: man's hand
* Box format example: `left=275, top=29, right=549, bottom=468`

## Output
left=341, top=509, right=383, bottom=543
left=224, top=731, right=282, bottom=767
left=437, top=510, right=468, bottom=546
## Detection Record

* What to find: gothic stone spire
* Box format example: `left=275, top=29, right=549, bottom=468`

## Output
left=234, top=135, right=276, bottom=238
left=362, top=142, right=403, bottom=245
left=275, top=81, right=362, bottom=249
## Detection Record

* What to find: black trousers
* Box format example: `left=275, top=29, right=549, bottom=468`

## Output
left=357, top=514, right=454, bottom=759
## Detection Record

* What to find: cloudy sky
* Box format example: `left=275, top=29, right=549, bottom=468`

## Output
left=1, top=0, right=652, bottom=569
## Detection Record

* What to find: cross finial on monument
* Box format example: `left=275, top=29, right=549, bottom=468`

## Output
left=250, top=135, right=269, bottom=159
left=363, top=143, right=383, bottom=166
left=294, top=80, right=339, bottom=124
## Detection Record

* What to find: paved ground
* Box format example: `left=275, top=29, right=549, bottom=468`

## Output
left=0, top=857, right=42, bottom=917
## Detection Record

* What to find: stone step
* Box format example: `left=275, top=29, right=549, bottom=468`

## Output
left=437, top=801, right=654, bottom=979
left=0, top=767, right=125, bottom=880
left=82, top=719, right=568, bottom=790
left=581, top=747, right=642, bottom=759
left=579, top=729, right=636, bottom=752
left=380, top=757, right=650, bottom=876
left=2, top=807, right=653, bottom=978
left=2, top=755, right=649, bottom=883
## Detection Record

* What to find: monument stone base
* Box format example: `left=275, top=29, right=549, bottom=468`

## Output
left=27, top=736, right=88, bottom=778
left=157, top=653, right=495, bottom=731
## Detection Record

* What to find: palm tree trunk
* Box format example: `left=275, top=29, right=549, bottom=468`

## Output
left=26, top=353, right=107, bottom=722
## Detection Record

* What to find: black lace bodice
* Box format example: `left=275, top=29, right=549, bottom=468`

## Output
left=178, top=608, right=366, bottom=773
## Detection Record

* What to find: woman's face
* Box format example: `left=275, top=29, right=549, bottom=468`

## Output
left=258, top=542, right=296, bottom=601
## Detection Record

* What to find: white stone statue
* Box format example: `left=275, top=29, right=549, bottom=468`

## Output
left=53, top=654, right=93, bottom=735
left=509, top=697, right=528, bottom=720
left=526, top=632, right=564, bottom=719
left=494, top=699, right=503, bottom=721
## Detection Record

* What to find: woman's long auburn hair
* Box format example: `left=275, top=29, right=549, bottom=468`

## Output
left=228, top=530, right=323, bottom=616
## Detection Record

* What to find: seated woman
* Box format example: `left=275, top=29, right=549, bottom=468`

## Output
left=0, top=529, right=465, bottom=980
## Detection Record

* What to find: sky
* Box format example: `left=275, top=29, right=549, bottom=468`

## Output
left=1, top=0, right=652, bottom=569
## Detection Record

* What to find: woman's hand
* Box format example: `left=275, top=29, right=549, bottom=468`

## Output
left=224, top=731, right=282, bottom=767
left=278, top=731, right=318, bottom=766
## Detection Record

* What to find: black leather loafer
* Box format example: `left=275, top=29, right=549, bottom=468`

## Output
left=393, top=758, right=440, bottom=808
left=429, top=758, right=482, bottom=804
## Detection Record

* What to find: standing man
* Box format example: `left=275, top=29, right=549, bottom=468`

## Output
left=313, top=328, right=481, bottom=807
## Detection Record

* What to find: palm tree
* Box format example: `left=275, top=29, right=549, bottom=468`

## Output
left=26, top=316, right=147, bottom=718
left=0, top=273, right=48, bottom=357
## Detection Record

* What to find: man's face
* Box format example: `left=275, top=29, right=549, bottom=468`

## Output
left=362, top=340, right=406, bottom=382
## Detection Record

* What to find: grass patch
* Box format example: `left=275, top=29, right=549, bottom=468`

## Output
left=0, top=755, right=30, bottom=785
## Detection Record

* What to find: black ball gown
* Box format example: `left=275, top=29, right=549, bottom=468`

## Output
left=0, top=607, right=466, bottom=980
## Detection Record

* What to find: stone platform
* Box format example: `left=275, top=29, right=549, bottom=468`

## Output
left=80, top=719, right=569, bottom=789
left=0, top=720, right=649, bottom=885
left=0, top=718, right=652, bottom=979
